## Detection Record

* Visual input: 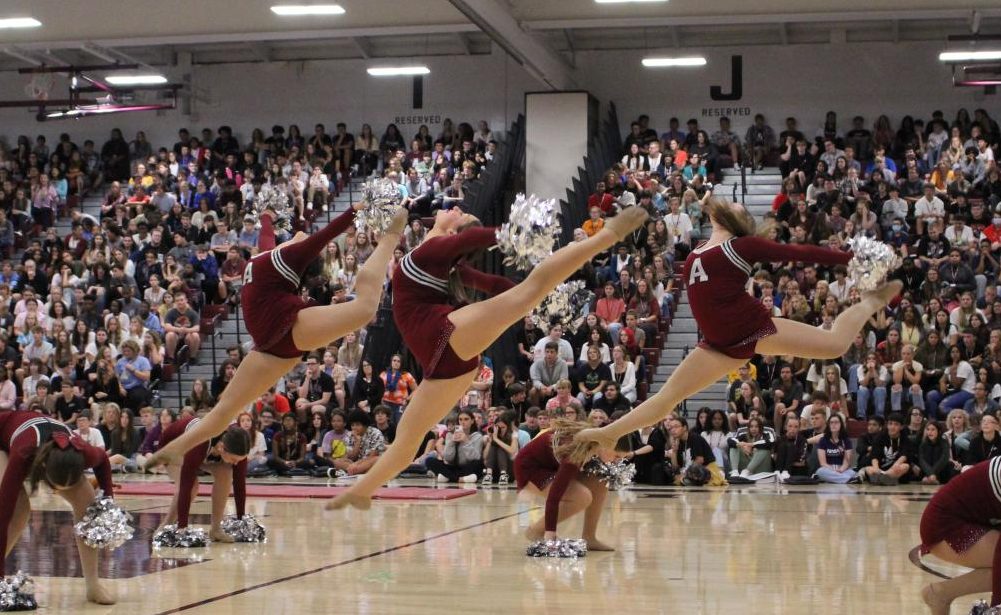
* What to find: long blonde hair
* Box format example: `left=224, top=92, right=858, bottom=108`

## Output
left=706, top=197, right=773, bottom=238
left=550, top=419, right=605, bottom=466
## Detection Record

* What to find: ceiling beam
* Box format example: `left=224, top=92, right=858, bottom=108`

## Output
left=2, top=47, right=42, bottom=66
left=246, top=43, right=273, bottom=63
left=525, top=8, right=1001, bottom=30
left=352, top=37, right=374, bottom=59
left=456, top=33, right=474, bottom=55
left=78, top=44, right=117, bottom=63
left=448, top=0, right=575, bottom=90
left=14, top=24, right=479, bottom=52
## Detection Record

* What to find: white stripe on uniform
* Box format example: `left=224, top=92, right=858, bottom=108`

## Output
left=399, top=254, right=449, bottom=293
left=990, top=457, right=1001, bottom=503
left=270, top=249, right=300, bottom=287
left=10, top=417, right=68, bottom=448
left=721, top=239, right=752, bottom=276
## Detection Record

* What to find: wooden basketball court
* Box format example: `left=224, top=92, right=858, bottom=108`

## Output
left=7, top=478, right=964, bottom=614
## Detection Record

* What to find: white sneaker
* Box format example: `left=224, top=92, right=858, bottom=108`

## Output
left=733, top=163, right=740, bottom=170
left=739, top=469, right=751, bottom=478
left=780, top=471, right=790, bottom=481
left=729, top=470, right=739, bottom=478
left=481, top=470, right=493, bottom=485
left=459, top=474, right=478, bottom=483
left=498, top=471, right=510, bottom=486
left=436, top=474, right=449, bottom=483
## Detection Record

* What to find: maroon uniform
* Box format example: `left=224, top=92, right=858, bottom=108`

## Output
left=921, top=457, right=1001, bottom=605
left=159, top=416, right=247, bottom=527
left=514, top=431, right=580, bottom=532
left=393, top=226, right=515, bottom=379
left=240, top=210, right=357, bottom=358
left=0, top=411, right=112, bottom=575
left=684, top=237, right=852, bottom=359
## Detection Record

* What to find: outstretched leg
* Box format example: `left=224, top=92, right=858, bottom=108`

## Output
left=755, top=281, right=902, bottom=358
left=291, top=210, right=406, bottom=350
left=448, top=207, right=648, bottom=361
left=327, top=370, right=477, bottom=509
left=60, top=478, right=116, bottom=605
left=145, top=351, right=301, bottom=466
left=581, top=346, right=745, bottom=448
left=922, top=532, right=998, bottom=615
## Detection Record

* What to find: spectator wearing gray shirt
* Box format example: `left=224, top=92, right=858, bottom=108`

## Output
left=530, top=341, right=569, bottom=407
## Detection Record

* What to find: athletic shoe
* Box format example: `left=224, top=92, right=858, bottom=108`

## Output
left=426, top=470, right=436, bottom=480
left=498, top=471, right=510, bottom=486
left=437, top=474, right=449, bottom=483
left=847, top=474, right=864, bottom=484
left=459, top=474, right=478, bottom=483
left=739, top=469, right=751, bottom=478
left=481, top=470, right=493, bottom=485
left=870, top=472, right=898, bottom=486
left=779, top=471, right=790, bottom=482
left=729, top=470, right=739, bottom=478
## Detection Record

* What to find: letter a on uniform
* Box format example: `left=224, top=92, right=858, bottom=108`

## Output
left=688, top=257, right=708, bottom=284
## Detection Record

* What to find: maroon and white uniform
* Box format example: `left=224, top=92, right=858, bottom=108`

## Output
left=240, top=210, right=357, bottom=358
left=0, top=411, right=113, bottom=575
left=684, top=236, right=851, bottom=359
left=393, top=226, right=515, bottom=379
left=514, top=430, right=580, bottom=532
left=159, top=415, right=247, bottom=528
left=921, top=458, right=1001, bottom=605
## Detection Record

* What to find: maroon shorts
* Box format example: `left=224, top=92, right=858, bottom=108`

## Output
left=241, top=287, right=311, bottom=359
left=397, top=305, right=479, bottom=380
left=920, top=498, right=992, bottom=556
left=425, top=317, right=479, bottom=379
left=514, top=462, right=556, bottom=493
left=698, top=320, right=778, bottom=360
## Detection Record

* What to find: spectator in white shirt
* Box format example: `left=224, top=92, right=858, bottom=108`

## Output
left=663, top=196, right=693, bottom=255
left=914, top=183, right=945, bottom=236
left=944, top=214, right=974, bottom=248
left=73, top=412, right=106, bottom=449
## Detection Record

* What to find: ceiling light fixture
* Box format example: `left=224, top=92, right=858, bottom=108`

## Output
left=270, top=5, right=345, bottom=16
left=939, top=50, right=1001, bottom=62
left=105, top=74, right=168, bottom=85
left=0, top=17, right=41, bottom=29
left=642, top=56, right=707, bottom=67
left=367, top=66, right=431, bottom=77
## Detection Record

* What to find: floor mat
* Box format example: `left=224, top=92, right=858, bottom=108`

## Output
left=115, top=482, right=476, bottom=500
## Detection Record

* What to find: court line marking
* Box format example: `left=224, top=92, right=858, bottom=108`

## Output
left=150, top=508, right=536, bottom=614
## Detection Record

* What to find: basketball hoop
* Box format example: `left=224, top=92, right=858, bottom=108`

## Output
left=24, top=73, right=54, bottom=101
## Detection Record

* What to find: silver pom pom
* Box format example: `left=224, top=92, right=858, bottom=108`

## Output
left=152, top=525, right=209, bottom=548
left=847, top=237, right=901, bottom=292
left=0, top=572, right=36, bottom=611
left=255, top=184, right=293, bottom=233
left=73, top=490, right=134, bottom=550
left=526, top=539, right=588, bottom=558
left=495, top=194, right=561, bottom=271
left=355, top=178, right=402, bottom=234
left=583, top=457, right=637, bottom=491
left=532, top=280, right=593, bottom=334
left=970, top=600, right=1001, bottom=615
left=220, top=514, right=267, bottom=543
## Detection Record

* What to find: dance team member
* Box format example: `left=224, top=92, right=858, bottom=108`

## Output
left=329, top=205, right=648, bottom=509
left=577, top=198, right=902, bottom=449
left=0, top=411, right=116, bottom=604
left=514, top=419, right=614, bottom=550
left=159, top=415, right=250, bottom=542
left=148, top=203, right=407, bottom=464
left=919, top=457, right=1001, bottom=614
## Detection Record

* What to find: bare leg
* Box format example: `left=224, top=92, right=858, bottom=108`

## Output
left=159, top=463, right=195, bottom=529
left=580, top=346, right=745, bottom=448
left=579, top=475, right=613, bottom=551
left=60, top=478, right=115, bottom=605
left=326, top=370, right=476, bottom=509
left=448, top=207, right=648, bottom=361
left=145, top=351, right=301, bottom=467
left=290, top=211, right=405, bottom=350
left=923, top=532, right=999, bottom=615
left=755, top=281, right=902, bottom=358
left=523, top=480, right=593, bottom=540
left=207, top=465, right=234, bottom=543
left=0, top=452, right=31, bottom=557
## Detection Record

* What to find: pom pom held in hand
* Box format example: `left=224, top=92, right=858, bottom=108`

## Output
left=220, top=514, right=267, bottom=543
left=152, top=525, right=209, bottom=548
left=583, top=457, right=637, bottom=491
left=526, top=539, right=588, bottom=558
left=0, top=572, right=36, bottom=612
left=532, top=280, right=593, bottom=334
left=255, top=185, right=293, bottom=233
left=73, top=491, right=134, bottom=550
left=847, top=237, right=901, bottom=292
left=496, top=194, right=561, bottom=271
left=356, top=178, right=403, bottom=234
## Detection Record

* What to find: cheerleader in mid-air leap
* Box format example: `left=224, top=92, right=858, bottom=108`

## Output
left=147, top=203, right=408, bottom=466
left=576, top=198, right=902, bottom=450
left=0, top=411, right=117, bottom=604
left=328, top=205, right=649, bottom=510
